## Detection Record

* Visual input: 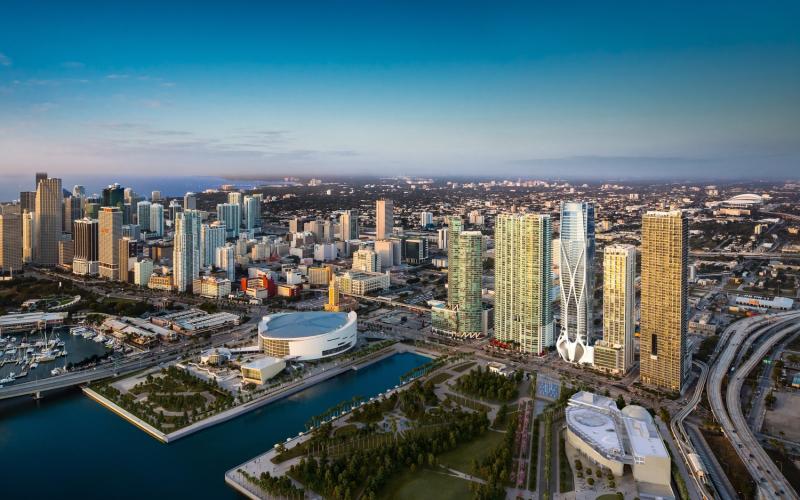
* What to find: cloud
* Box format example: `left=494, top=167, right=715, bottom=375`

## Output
left=61, top=61, right=85, bottom=69
left=0, top=52, right=11, bottom=66
left=105, top=73, right=130, bottom=80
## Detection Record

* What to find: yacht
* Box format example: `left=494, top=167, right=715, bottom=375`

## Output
left=30, top=362, right=38, bottom=369
left=0, top=373, right=16, bottom=383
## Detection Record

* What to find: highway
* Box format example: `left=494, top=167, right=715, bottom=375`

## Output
left=669, top=360, right=724, bottom=500
left=707, top=311, right=800, bottom=500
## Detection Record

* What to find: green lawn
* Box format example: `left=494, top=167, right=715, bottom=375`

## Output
left=451, top=362, right=477, bottom=373
left=427, top=372, right=452, bottom=385
left=437, top=429, right=505, bottom=475
left=382, top=467, right=473, bottom=500
left=596, top=494, right=623, bottom=500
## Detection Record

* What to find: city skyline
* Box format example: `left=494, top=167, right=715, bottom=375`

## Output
left=1, top=1, right=799, bottom=179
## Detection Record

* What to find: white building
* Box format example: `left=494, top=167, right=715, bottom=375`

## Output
left=241, top=356, right=286, bottom=385
left=419, top=211, right=433, bottom=227
left=352, top=247, right=381, bottom=273
left=201, top=222, right=227, bottom=268
left=257, top=311, right=357, bottom=361
left=133, top=259, right=154, bottom=287
left=149, top=203, right=164, bottom=237
left=313, top=243, right=337, bottom=262
left=335, top=271, right=390, bottom=295
left=556, top=201, right=595, bottom=365
left=215, top=244, right=236, bottom=281
left=565, top=392, right=673, bottom=499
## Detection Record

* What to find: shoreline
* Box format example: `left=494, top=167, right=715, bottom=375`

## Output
left=85, top=342, right=430, bottom=444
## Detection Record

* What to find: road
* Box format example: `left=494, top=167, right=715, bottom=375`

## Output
left=707, top=311, right=800, bottom=500
left=669, top=360, right=722, bottom=500
left=0, top=322, right=255, bottom=400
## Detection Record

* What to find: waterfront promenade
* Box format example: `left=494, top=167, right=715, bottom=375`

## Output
left=85, top=342, right=435, bottom=443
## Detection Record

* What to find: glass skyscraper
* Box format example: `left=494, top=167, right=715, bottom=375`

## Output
left=431, top=217, right=484, bottom=337
left=556, top=201, right=595, bottom=364
left=494, top=213, right=553, bottom=354
left=640, top=210, right=688, bottom=393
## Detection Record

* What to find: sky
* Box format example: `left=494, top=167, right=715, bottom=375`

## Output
left=0, top=1, right=799, bottom=181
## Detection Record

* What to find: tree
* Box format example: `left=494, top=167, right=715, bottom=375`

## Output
left=615, top=394, right=626, bottom=410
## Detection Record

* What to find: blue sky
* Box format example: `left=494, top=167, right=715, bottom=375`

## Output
left=0, top=1, right=798, bottom=180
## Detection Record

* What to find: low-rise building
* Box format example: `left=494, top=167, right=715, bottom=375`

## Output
left=240, top=356, right=286, bottom=385
left=147, top=274, right=173, bottom=291
left=0, top=312, right=68, bottom=333
left=192, top=276, right=232, bottom=300
left=335, top=271, right=390, bottom=295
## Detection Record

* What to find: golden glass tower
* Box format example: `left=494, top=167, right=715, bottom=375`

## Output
left=640, top=211, right=688, bottom=392
left=494, top=213, right=553, bottom=354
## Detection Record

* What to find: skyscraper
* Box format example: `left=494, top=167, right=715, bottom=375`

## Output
left=200, top=222, right=226, bottom=268
left=376, top=199, right=393, bottom=239
left=431, top=217, right=484, bottom=337
left=556, top=201, right=595, bottom=364
left=34, top=177, right=63, bottom=266
left=22, top=210, right=36, bottom=264
left=20, top=191, right=36, bottom=214
left=98, top=207, right=122, bottom=280
left=137, top=201, right=151, bottom=232
left=243, top=195, right=259, bottom=232
left=102, top=183, right=124, bottom=211
left=215, top=243, right=236, bottom=281
left=340, top=210, right=359, bottom=241
left=184, top=192, right=197, bottom=210
left=35, top=172, right=48, bottom=185
left=217, top=203, right=240, bottom=238
left=151, top=190, right=161, bottom=202
left=168, top=200, right=183, bottom=222
left=174, top=210, right=202, bottom=292
left=73, top=218, right=99, bottom=276
left=150, top=203, right=164, bottom=237
left=420, top=211, right=433, bottom=227
left=63, top=195, right=82, bottom=234
left=0, top=213, right=22, bottom=273
left=494, top=213, right=554, bottom=354
left=594, top=244, right=636, bottom=374
left=640, top=211, right=688, bottom=393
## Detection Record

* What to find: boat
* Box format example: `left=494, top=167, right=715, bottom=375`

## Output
left=0, top=372, right=16, bottom=383
left=30, top=362, right=38, bottom=369
left=51, top=367, right=66, bottom=376
left=93, top=334, right=106, bottom=343
left=34, top=351, right=56, bottom=363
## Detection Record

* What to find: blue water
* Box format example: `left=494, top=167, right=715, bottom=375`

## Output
left=0, top=352, right=428, bottom=499
left=0, top=175, right=299, bottom=202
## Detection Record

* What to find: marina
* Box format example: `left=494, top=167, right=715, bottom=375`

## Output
left=0, top=327, right=109, bottom=386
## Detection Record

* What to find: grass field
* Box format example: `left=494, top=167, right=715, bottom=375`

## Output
left=427, top=372, right=452, bottom=385
left=451, top=362, right=477, bottom=373
left=437, top=429, right=505, bottom=475
left=381, top=467, right=473, bottom=500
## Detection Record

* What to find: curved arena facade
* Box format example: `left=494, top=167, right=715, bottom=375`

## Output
left=257, top=311, right=358, bottom=361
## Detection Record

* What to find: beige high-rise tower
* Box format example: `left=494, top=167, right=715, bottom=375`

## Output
left=22, top=210, right=36, bottom=263
left=0, top=213, right=22, bottom=273
left=594, top=244, right=636, bottom=374
left=376, top=199, right=393, bottom=239
left=494, top=213, right=554, bottom=354
left=35, top=177, right=63, bottom=265
left=640, top=211, right=688, bottom=392
left=98, top=207, right=122, bottom=280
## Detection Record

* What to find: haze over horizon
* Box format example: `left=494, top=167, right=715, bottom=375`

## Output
left=1, top=1, right=798, bottom=179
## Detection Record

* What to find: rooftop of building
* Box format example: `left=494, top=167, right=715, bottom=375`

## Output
left=241, top=356, right=285, bottom=370
left=259, top=311, right=352, bottom=339
left=566, top=391, right=668, bottom=462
